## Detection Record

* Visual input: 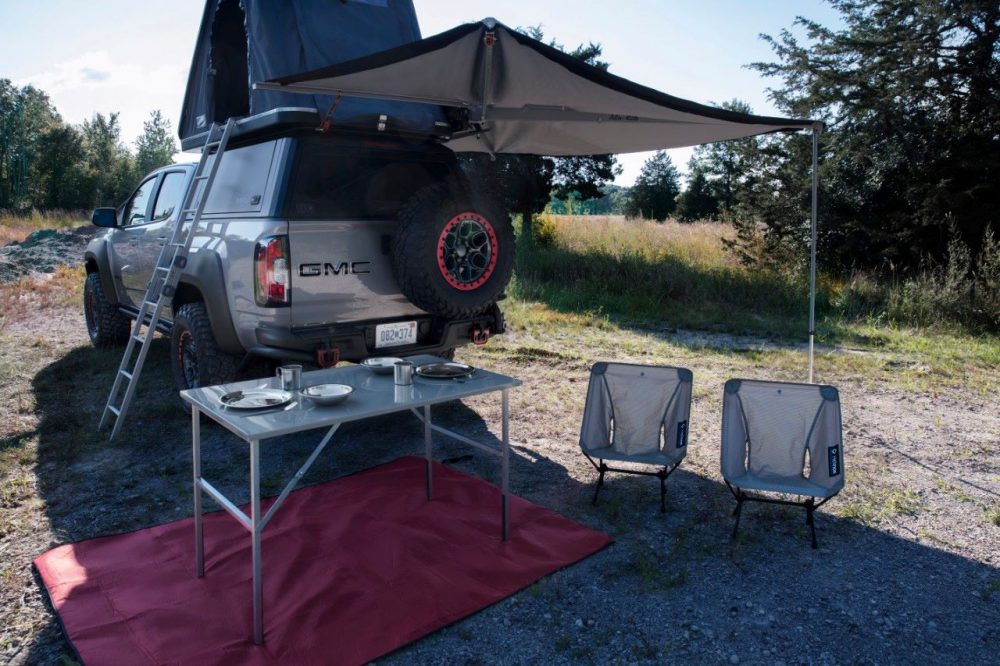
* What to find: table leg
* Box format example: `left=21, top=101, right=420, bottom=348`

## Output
left=424, top=404, right=433, bottom=500
left=193, top=406, right=204, bottom=577
left=501, top=388, right=510, bottom=541
left=250, top=438, right=263, bottom=645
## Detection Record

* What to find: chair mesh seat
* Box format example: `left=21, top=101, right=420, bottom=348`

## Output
left=578, top=362, right=693, bottom=513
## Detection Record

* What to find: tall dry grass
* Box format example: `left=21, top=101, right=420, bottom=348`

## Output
left=517, top=214, right=811, bottom=334
left=0, top=210, right=88, bottom=245
left=0, top=265, right=85, bottom=333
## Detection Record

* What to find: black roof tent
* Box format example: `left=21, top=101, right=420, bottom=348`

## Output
left=179, top=0, right=446, bottom=149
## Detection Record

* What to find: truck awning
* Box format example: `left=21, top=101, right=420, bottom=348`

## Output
left=255, top=18, right=818, bottom=156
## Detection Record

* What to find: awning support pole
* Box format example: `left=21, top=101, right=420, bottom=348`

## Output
left=808, top=123, right=821, bottom=383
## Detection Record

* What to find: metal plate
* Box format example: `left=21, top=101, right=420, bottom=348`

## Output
left=415, top=362, right=475, bottom=379
left=375, top=321, right=417, bottom=349
left=219, top=389, right=294, bottom=410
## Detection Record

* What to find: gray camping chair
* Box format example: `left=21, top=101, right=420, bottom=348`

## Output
left=721, top=379, right=844, bottom=548
left=579, top=362, right=692, bottom=513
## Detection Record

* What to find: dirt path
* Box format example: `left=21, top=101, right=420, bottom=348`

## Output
left=1, top=297, right=998, bottom=665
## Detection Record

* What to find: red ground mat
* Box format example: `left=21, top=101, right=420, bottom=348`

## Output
left=35, top=456, right=611, bottom=665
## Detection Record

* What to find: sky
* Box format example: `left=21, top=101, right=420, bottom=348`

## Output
left=0, top=0, right=842, bottom=185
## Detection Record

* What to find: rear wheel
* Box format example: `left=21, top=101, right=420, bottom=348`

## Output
left=83, top=272, right=129, bottom=347
left=393, top=183, right=514, bottom=318
left=171, top=302, right=239, bottom=393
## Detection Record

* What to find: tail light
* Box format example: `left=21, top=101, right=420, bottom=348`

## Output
left=254, top=236, right=290, bottom=307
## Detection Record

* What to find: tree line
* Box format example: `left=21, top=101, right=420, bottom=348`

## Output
left=3, top=0, right=997, bottom=291
left=0, top=79, right=176, bottom=211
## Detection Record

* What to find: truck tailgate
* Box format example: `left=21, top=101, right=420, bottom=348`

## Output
left=288, top=220, right=425, bottom=327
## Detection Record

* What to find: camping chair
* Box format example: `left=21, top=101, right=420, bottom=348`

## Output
left=720, top=379, right=844, bottom=548
left=579, top=362, right=692, bottom=513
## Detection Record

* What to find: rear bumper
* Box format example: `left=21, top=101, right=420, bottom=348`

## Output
left=249, top=305, right=505, bottom=364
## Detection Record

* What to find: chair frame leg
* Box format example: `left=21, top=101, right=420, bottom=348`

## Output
left=725, top=481, right=833, bottom=549
left=584, top=454, right=679, bottom=513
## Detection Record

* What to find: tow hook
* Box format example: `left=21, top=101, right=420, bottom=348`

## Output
left=316, top=345, right=340, bottom=368
left=472, top=325, right=491, bottom=346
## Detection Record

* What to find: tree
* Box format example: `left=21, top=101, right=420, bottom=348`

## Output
left=80, top=112, right=135, bottom=207
left=675, top=167, right=719, bottom=222
left=0, top=80, right=63, bottom=209
left=749, top=0, right=1000, bottom=270
left=686, top=99, right=757, bottom=216
left=459, top=27, right=620, bottom=240
left=625, top=151, right=680, bottom=221
left=134, top=110, right=177, bottom=176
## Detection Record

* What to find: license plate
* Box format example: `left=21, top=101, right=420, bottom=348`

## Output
left=375, top=321, right=417, bottom=349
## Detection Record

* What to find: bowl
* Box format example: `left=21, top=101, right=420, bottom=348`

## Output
left=361, top=357, right=404, bottom=375
left=300, top=383, right=353, bottom=406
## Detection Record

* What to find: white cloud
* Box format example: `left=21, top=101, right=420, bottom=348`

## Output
left=14, top=50, right=189, bottom=148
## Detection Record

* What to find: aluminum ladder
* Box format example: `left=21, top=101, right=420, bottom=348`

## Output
left=99, top=119, right=236, bottom=440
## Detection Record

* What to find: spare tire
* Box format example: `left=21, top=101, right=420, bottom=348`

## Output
left=393, top=182, right=514, bottom=318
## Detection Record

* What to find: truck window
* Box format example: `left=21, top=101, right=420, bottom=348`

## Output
left=151, top=171, right=187, bottom=221
left=123, top=177, right=157, bottom=226
left=284, top=137, right=453, bottom=219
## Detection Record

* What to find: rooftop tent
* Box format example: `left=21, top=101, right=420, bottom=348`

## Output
left=178, top=0, right=446, bottom=148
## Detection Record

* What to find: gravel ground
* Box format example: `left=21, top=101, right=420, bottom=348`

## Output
left=0, top=227, right=95, bottom=284
left=1, top=250, right=998, bottom=664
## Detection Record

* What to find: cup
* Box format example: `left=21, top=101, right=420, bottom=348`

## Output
left=394, top=360, right=414, bottom=386
left=276, top=364, right=302, bottom=391
left=394, top=384, right=414, bottom=403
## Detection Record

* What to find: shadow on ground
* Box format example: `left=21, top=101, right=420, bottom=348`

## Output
left=23, top=342, right=1000, bottom=665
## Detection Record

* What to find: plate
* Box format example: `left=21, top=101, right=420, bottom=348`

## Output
left=361, top=357, right=404, bottom=375
left=300, top=384, right=353, bottom=406
left=415, top=362, right=475, bottom=379
left=219, top=389, right=294, bottom=410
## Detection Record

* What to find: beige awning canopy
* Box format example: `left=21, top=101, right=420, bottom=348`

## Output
left=255, top=18, right=818, bottom=156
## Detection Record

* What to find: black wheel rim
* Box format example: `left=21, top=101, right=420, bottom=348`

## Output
left=437, top=212, right=499, bottom=291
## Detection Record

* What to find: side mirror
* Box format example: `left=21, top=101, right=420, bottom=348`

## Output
left=91, top=207, right=118, bottom=228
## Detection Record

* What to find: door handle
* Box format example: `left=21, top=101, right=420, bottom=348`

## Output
left=129, top=239, right=139, bottom=247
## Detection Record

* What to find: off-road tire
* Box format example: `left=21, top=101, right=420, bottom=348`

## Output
left=393, top=182, right=514, bottom=318
left=84, top=272, right=129, bottom=347
left=171, top=302, right=239, bottom=393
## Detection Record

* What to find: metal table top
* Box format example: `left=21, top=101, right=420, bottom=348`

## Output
left=180, top=355, right=521, bottom=441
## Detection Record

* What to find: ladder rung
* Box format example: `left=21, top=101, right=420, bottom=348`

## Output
left=169, top=242, right=187, bottom=248
left=132, top=334, right=146, bottom=343
left=107, top=405, right=121, bottom=416
left=193, top=175, right=209, bottom=181
left=155, top=266, right=170, bottom=273
left=144, top=300, right=159, bottom=308
left=119, top=370, right=133, bottom=381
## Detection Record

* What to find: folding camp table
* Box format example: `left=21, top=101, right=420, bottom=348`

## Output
left=180, top=355, right=520, bottom=645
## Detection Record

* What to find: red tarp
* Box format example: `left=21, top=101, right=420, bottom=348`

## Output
left=35, top=456, right=611, bottom=665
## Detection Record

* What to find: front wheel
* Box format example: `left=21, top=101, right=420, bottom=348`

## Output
left=84, top=272, right=129, bottom=347
left=170, top=302, right=239, bottom=393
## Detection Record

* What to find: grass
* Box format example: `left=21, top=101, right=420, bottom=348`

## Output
left=511, top=214, right=1000, bottom=392
left=0, top=210, right=87, bottom=245
left=838, top=472, right=922, bottom=527
left=0, top=265, right=85, bottom=333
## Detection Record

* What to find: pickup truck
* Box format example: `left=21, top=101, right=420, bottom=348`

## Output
left=84, top=110, right=512, bottom=392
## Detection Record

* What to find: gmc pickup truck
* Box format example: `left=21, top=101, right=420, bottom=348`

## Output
left=84, top=110, right=512, bottom=393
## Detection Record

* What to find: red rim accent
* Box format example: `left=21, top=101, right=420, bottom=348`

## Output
left=436, top=212, right=499, bottom=291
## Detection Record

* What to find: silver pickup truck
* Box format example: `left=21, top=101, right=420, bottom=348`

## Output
left=83, top=114, right=513, bottom=392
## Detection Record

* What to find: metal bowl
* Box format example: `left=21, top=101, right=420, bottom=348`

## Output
left=361, top=357, right=404, bottom=375
left=300, top=383, right=353, bottom=406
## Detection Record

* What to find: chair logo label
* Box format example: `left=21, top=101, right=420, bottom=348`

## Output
left=677, top=421, right=688, bottom=448
left=827, top=445, right=841, bottom=476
